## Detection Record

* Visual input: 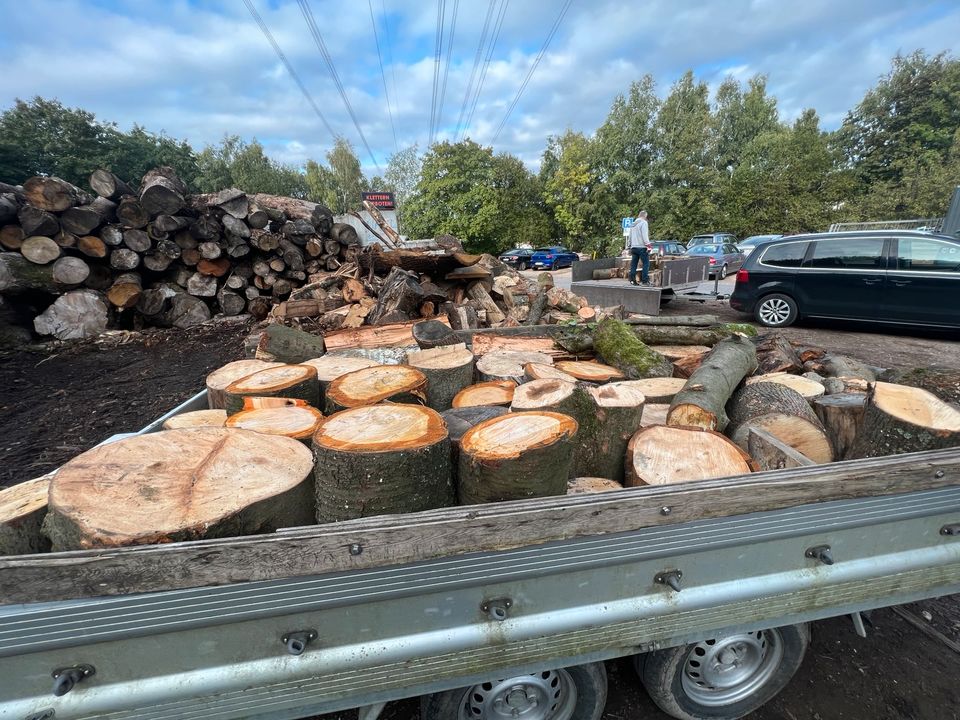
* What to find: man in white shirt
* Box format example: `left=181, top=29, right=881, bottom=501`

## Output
left=626, top=210, right=652, bottom=286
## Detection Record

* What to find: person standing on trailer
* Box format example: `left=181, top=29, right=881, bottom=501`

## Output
left=626, top=210, right=652, bottom=286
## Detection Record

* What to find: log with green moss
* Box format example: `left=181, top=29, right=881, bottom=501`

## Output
left=591, top=318, right=674, bottom=379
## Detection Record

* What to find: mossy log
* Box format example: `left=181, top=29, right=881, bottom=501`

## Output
left=325, top=365, right=428, bottom=413
left=226, top=404, right=324, bottom=443
left=312, top=405, right=453, bottom=522
left=224, top=364, right=320, bottom=415
left=407, top=343, right=475, bottom=411
left=591, top=318, right=673, bottom=379
left=667, top=335, right=758, bottom=431
left=458, top=411, right=577, bottom=504
left=0, top=474, right=52, bottom=555
left=846, top=382, right=960, bottom=460
left=625, top=425, right=756, bottom=487
left=43, top=429, right=315, bottom=550
left=205, top=359, right=284, bottom=409
left=725, top=382, right=834, bottom=463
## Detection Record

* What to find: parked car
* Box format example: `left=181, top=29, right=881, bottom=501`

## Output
left=738, top=234, right=783, bottom=258
left=688, top=232, right=739, bottom=248
left=730, top=230, right=960, bottom=328
left=651, top=240, right=687, bottom=258
left=498, top=247, right=534, bottom=270
left=530, top=246, right=578, bottom=270
left=686, top=242, right=745, bottom=278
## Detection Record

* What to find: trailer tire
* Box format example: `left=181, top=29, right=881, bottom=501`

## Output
left=638, top=623, right=809, bottom=720
left=421, top=661, right=607, bottom=720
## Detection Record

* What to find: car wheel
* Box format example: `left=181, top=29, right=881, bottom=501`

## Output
left=754, top=293, right=798, bottom=328
left=518, top=261, right=527, bottom=271
left=421, top=662, right=607, bottom=720
left=638, top=624, right=809, bottom=720
left=718, top=264, right=728, bottom=280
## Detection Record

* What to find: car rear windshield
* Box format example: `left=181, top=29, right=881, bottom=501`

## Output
left=690, top=236, right=712, bottom=242
left=534, top=247, right=556, bottom=253
left=689, top=245, right=719, bottom=253
left=503, top=248, right=526, bottom=254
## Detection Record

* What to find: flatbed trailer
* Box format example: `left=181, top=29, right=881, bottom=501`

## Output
left=1, top=391, right=959, bottom=720
left=570, top=257, right=712, bottom=315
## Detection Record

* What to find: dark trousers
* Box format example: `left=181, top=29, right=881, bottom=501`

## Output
left=629, top=246, right=649, bottom=283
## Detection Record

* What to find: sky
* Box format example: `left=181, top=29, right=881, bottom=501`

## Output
left=0, top=0, right=957, bottom=176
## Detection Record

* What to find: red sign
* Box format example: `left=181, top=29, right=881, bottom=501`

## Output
left=361, top=191, right=396, bottom=211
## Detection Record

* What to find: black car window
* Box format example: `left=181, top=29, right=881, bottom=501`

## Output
left=896, top=238, right=960, bottom=272
left=760, top=242, right=808, bottom=267
left=803, top=238, right=885, bottom=270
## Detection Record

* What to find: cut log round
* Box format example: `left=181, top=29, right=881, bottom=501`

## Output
left=452, top=380, right=517, bottom=408
left=476, top=351, right=554, bottom=383
left=226, top=404, right=323, bottom=443
left=116, top=197, right=149, bottom=228
left=206, top=359, right=284, bottom=409
left=110, top=248, right=140, bottom=270
left=325, top=365, right=428, bottom=413
left=441, top=405, right=509, bottom=486
left=846, top=382, right=960, bottom=460
left=641, top=403, right=670, bottom=427
left=43, top=428, right=315, bottom=550
left=725, top=382, right=834, bottom=463
left=20, top=236, right=60, bottom=265
left=187, top=272, right=217, bottom=297
left=161, top=409, right=227, bottom=430
left=567, top=477, right=622, bottom=495
left=123, top=228, right=151, bottom=253
left=667, top=335, right=759, bottom=431
left=578, top=382, right=647, bottom=481
left=89, top=169, right=134, bottom=199
left=54, top=230, right=77, bottom=248
left=0, top=225, right=24, bottom=250
left=0, top=474, right=52, bottom=555
left=301, top=354, right=380, bottom=402
left=51, top=256, right=90, bottom=286
left=625, top=425, right=755, bottom=487
left=524, top=362, right=576, bottom=383
left=458, top=411, right=578, bottom=504
left=407, top=343, right=475, bottom=411
left=755, top=333, right=803, bottom=375
left=312, top=404, right=453, bottom=522
left=23, top=176, right=90, bottom=211
left=106, top=272, right=142, bottom=309
left=18, top=206, right=59, bottom=238
left=553, top=360, right=624, bottom=383
left=166, top=293, right=212, bottom=328
left=614, top=377, right=686, bottom=403
left=412, top=318, right=459, bottom=349
left=139, top=167, right=186, bottom=215
left=77, top=235, right=108, bottom=258
left=100, top=224, right=124, bottom=246
left=34, top=290, right=108, bottom=340
left=224, top=364, right=320, bottom=415
left=745, top=372, right=825, bottom=402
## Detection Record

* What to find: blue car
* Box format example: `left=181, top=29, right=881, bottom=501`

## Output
left=530, top=246, right=578, bottom=270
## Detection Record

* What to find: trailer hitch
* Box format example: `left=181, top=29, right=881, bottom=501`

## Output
left=805, top=545, right=834, bottom=565
left=654, top=569, right=683, bottom=592
left=282, top=629, right=318, bottom=656
left=51, top=664, right=95, bottom=697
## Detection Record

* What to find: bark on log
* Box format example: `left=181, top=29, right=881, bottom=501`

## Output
left=33, top=290, right=108, bottom=339
left=43, top=428, right=314, bottom=550
left=224, top=364, right=320, bottom=415
left=883, top=368, right=960, bottom=405
left=725, top=382, right=834, bottom=463
left=441, top=406, right=509, bottom=487
left=588, top=318, right=673, bottom=379
left=217, top=288, right=245, bottom=316
left=667, top=335, right=758, bottom=431
left=255, top=324, right=326, bottom=363
left=846, top=382, right=960, bottom=459
left=325, top=365, right=428, bottom=413
left=579, top=383, right=647, bottom=481
left=615, top=377, right=687, bottom=403
left=190, top=214, right=221, bottom=241
left=524, top=289, right=548, bottom=326
left=139, top=167, right=186, bottom=215
left=467, top=281, right=506, bottom=324
left=446, top=302, right=480, bottom=330
left=458, top=411, right=578, bottom=504
left=744, top=371, right=825, bottom=402
left=755, top=333, right=803, bottom=374
left=624, top=315, right=721, bottom=327
left=368, top=267, right=426, bottom=325
left=106, top=272, right=142, bottom=309
left=407, top=344, right=475, bottom=411
left=625, top=324, right=758, bottom=347
left=553, top=360, right=624, bottom=383
left=211, top=188, right=249, bottom=219
left=161, top=409, right=227, bottom=430
left=747, top=427, right=816, bottom=471
left=23, top=176, right=90, bottom=211
left=116, top=197, right=149, bottom=228
left=20, top=236, right=61, bottom=264
left=301, top=354, right=380, bottom=407
left=226, top=404, right=323, bottom=443
left=313, top=405, right=453, bottom=522
left=89, top=170, right=134, bottom=199
left=452, top=380, right=517, bottom=408
left=54, top=230, right=77, bottom=248
left=412, top=318, right=460, bottom=349
left=205, top=359, right=285, bottom=409
left=18, top=206, right=59, bottom=237
left=0, top=474, right=52, bottom=555
left=0, top=194, right=18, bottom=226
left=59, top=197, right=116, bottom=235
left=476, top=351, right=554, bottom=383
left=51, top=256, right=90, bottom=286
left=0, top=252, right=59, bottom=293
left=524, top=362, right=576, bottom=383
left=625, top=425, right=755, bottom=487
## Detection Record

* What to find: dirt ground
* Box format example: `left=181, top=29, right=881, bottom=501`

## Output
left=1, top=312, right=958, bottom=719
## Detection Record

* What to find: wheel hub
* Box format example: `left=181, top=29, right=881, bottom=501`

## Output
left=460, top=669, right=577, bottom=720
left=759, top=298, right=790, bottom=325
left=681, top=629, right=784, bottom=707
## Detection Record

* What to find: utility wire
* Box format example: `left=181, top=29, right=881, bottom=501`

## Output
left=381, top=0, right=398, bottom=131
left=242, top=0, right=336, bottom=141
left=463, top=0, right=509, bottom=140
left=435, top=0, right=459, bottom=143
left=368, top=0, right=398, bottom=153
left=454, top=1, right=496, bottom=142
left=492, top=0, right=573, bottom=143
left=429, top=0, right=446, bottom=146
left=297, top=0, right=383, bottom=174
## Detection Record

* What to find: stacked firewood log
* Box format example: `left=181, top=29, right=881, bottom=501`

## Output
left=0, top=168, right=600, bottom=341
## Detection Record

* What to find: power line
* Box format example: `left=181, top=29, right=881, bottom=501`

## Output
left=381, top=0, right=398, bottom=133
left=463, top=0, right=509, bottom=140
left=454, top=1, right=496, bottom=142
left=428, top=0, right=446, bottom=146
left=368, top=0, right=398, bottom=153
left=242, top=0, right=336, bottom=141
left=492, top=0, right=573, bottom=143
left=297, top=0, right=383, bottom=175
left=435, top=0, right=459, bottom=143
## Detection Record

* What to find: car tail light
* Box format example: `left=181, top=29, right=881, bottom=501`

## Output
left=546, top=254, right=554, bottom=258
left=708, top=258, right=716, bottom=264
left=736, top=269, right=749, bottom=283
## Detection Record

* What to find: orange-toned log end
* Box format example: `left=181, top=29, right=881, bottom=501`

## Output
left=206, top=359, right=284, bottom=409
left=325, top=365, right=428, bottom=411
left=554, top=360, right=624, bottom=383
left=452, top=380, right=517, bottom=408
left=162, top=409, right=227, bottom=430
left=224, top=364, right=320, bottom=415
left=302, top=355, right=381, bottom=386
left=313, top=404, right=448, bottom=453
left=458, top=411, right=578, bottom=504
left=666, top=403, right=718, bottom=431
left=625, top=425, right=754, bottom=488
left=0, top=474, right=53, bottom=555
left=43, top=428, right=315, bottom=551
left=227, top=404, right=324, bottom=441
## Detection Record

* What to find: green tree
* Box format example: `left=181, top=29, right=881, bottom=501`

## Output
left=384, top=144, right=422, bottom=221
left=323, top=138, right=367, bottom=213
left=195, top=136, right=305, bottom=196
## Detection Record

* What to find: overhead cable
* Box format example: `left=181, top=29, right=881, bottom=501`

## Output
left=368, top=0, right=398, bottom=152
left=454, top=1, right=495, bottom=141
left=463, top=0, right=509, bottom=139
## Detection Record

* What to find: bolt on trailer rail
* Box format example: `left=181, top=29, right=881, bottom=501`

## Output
left=1, top=391, right=959, bottom=720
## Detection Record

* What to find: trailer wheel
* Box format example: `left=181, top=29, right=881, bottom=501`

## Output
left=638, top=623, right=809, bottom=720
left=420, top=662, right=607, bottom=720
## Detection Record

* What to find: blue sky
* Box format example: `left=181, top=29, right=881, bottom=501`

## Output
left=0, top=0, right=957, bottom=175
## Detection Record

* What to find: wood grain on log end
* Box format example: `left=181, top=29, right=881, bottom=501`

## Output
left=302, top=355, right=381, bottom=384
left=872, top=382, right=960, bottom=432
left=524, top=362, right=576, bottom=383
left=206, top=359, right=284, bottom=409
left=745, top=371, right=825, bottom=401
left=625, top=425, right=755, bottom=487
left=162, top=409, right=227, bottom=429
left=613, top=377, right=686, bottom=403
left=554, top=360, right=624, bottom=383
left=226, top=364, right=317, bottom=395
left=588, top=382, right=647, bottom=408
left=313, top=404, right=447, bottom=453
left=326, top=365, right=428, bottom=410
left=510, top=378, right=575, bottom=411
left=460, top=411, right=578, bottom=462
left=227, top=405, right=323, bottom=441
left=0, top=474, right=53, bottom=555
left=452, top=380, right=517, bottom=408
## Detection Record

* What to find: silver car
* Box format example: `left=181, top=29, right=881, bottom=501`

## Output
left=685, top=242, right=746, bottom=279
left=738, top=234, right=783, bottom=258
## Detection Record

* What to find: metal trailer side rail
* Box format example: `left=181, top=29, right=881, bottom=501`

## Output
left=2, top=483, right=959, bottom=720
